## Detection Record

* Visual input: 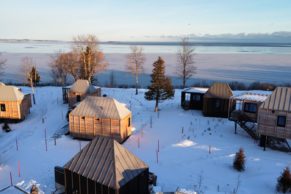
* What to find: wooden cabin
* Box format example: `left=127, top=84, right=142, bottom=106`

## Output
left=55, top=136, right=149, bottom=194
left=69, top=96, right=132, bottom=143
left=181, top=87, right=208, bottom=110
left=64, top=79, right=101, bottom=107
left=203, top=82, right=234, bottom=118
left=229, top=92, right=271, bottom=122
left=258, top=87, right=291, bottom=140
left=0, top=84, right=31, bottom=121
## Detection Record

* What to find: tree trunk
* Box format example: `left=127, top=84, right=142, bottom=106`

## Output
left=154, top=98, right=159, bottom=112
left=135, top=73, right=138, bottom=95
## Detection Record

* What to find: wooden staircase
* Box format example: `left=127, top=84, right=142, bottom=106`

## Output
left=237, top=120, right=259, bottom=140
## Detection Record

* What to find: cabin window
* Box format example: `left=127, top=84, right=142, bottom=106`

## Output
left=128, top=118, right=131, bottom=127
left=76, top=95, right=81, bottom=102
left=0, top=104, right=6, bottom=112
left=244, top=103, right=257, bottom=113
left=277, top=116, right=286, bottom=127
left=185, top=93, right=191, bottom=102
left=192, top=94, right=201, bottom=101
left=215, top=100, right=221, bottom=109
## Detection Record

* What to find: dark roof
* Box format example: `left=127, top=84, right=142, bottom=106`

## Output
left=64, top=136, right=148, bottom=189
left=204, top=82, right=233, bottom=99
left=260, top=87, right=291, bottom=112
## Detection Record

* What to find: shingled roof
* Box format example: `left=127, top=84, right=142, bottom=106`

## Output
left=64, top=136, right=148, bottom=189
left=205, top=82, right=233, bottom=99
left=70, top=96, right=131, bottom=119
left=0, top=85, right=24, bottom=101
left=260, top=87, right=291, bottom=112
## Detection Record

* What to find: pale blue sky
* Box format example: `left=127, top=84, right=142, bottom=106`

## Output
left=0, top=0, right=291, bottom=41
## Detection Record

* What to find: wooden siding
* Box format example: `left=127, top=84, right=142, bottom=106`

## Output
left=68, top=88, right=101, bottom=108
left=258, top=109, right=291, bottom=139
left=0, top=101, right=21, bottom=119
left=203, top=97, right=233, bottom=118
left=69, top=113, right=132, bottom=143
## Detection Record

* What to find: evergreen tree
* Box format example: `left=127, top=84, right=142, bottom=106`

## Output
left=233, top=148, right=245, bottom=171
left=28, top=66, right=40, bottom=86
left=277, top=167, right=291, bottom=193
left=145, top=56, right=174, bottom=112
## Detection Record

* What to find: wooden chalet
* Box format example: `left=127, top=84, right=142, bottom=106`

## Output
left=55, top=136, right=149, bottom=194
left=203, top=82, right=234, bottom=118
left=229, top=92, right=271, bottom=122
left=258, top=87, right=291, bottom=140
left=69, top=96, right=132, bottom=143
left=62, top=79, right=101, bottom=107
left=0, top=84, right=31, bottom=121
left=181, top=87, right=208, bottom=110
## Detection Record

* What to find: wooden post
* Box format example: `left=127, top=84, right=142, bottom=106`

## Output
left=158, top=139, right=160, bottom=152
left=209, top=145, right=211, bottom=154
left=235, top=122, right=237, bottom=134
left=16, top=138, right=18, bottom=151
left=182, top=127, right=184, bottom=134
left=54, top=137, right=57, bottom=146
left=150, top=116, right=152, bottom=128
left=10, top=172, right=13, bottom=186
left=18, top=161, right=20, bottom=177
left=156, top=150, right=159, bottom=164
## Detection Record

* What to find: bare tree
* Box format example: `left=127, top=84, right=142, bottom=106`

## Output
left=72, top=34, right=107, bottom=82
left=0, top=53, right=7, bottom=78
left=176, top=38, right=196, bottom=88
left=21, top=57, right=38, bottom=104
left=126, top=46, right=145, bottom=95
left=50, top=52, right=73, bottom=85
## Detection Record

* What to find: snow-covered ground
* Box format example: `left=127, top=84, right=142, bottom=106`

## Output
left=0, top=87, right=290, bottom=194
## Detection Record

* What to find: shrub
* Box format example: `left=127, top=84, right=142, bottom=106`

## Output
left=277, top=167, right=291, bottom=193
left=2, top=122, right=11, bottom=132
left=233, top=148, right=245, bottom=171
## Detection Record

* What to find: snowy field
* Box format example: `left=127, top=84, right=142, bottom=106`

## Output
left=0, top=87, right=290, bottom=194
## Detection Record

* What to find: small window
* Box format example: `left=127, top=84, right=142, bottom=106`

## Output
left=192, top=94, right=201, bottom=101
left=128, top=118, right=131, bottom=127
left=0, top=104, right=6, bottom=112
left=244, top=103, right=257, bottom=113
left=185, top=93, right=190, bottom=102
left=277, top=116, right=286, bottom=127
left=76, top=95, right=81, bottom=102
left=215, top=100, right=220, bottom=109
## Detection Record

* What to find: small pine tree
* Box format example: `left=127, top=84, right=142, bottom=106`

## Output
left=145, top=57, right=174, bottom=112
left=277, top=167, right=291, bottom=193
left=233, top=148, right=245, bottom=171
left=28, top=66, right=40, bottom=86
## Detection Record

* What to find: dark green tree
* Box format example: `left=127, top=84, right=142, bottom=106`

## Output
left=145, top=56, right=174, bottom=112
left=277, top=167, right=291, bottom=193
left=233, top=148, right=245, bottom=171
left=28, top=66, right=40, bottom=86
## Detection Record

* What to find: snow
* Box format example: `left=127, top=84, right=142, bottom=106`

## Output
left=232, top=90, right=272, bottom=102
left=184, top=87, right=208, bottom=94
left=0, top=87, right=290, bottom=194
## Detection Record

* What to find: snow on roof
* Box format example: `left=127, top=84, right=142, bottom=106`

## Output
left=231, top=91, right=271, bottom=102
left=70, top=96, right=131, bottom=119
left=184, top=87, right=208, bottom=94
left=68, top=79, right=100, bottom=93
left=0, top=85, right=24, bottom=101
left=0, top=82, right=5, bottom=86
left=70, top=79, right=90, bottom=94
